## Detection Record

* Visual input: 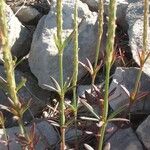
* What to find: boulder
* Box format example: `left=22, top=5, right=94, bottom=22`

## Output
left=126, top=1, right=150, bottom=77
left=136, top=115, right=150, bottom=150
left=0, top=4, right=32, bottom=60
left=0, top=65, right=52, bottom=127
left=29, top=0, right=107, bottom=90
left=105, top=125, right=143, bottom=150
left=0, top=121, right=58, bottom=150
left=11, top=6, right=41, bottom=24
left=109, top=67, right=150, bottom=113
left=81, top=0, right=128, bottom=30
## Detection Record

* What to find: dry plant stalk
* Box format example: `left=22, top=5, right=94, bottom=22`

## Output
left=98, top=0, right=117, bottom=149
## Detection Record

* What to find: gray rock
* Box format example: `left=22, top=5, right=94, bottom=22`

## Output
left=136, top=115, right=150, bottom=149
left=126, top=1, right=150, bottom=77
left=0, top=65, right=51, bottom=126
left=12, top=6, right=41, bottom=24
left=66, top=128, right=83, bottom=141
left=0, top=121, right=58, bottom=150
left=0, top=4, right=32, bottom=59
left=29, top=0, right=107, bottom=90
left=77, top=85, right=93, bottom=98
left=81, top=0, right=128, bottom=30
left=109, top=67, right=150, bottom=113
left=106, top=125, right=143, bottom=150
left=80, top=0, right=98, bottom=11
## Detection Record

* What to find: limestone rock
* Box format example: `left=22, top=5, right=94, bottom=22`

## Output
left=109, top=67, right=150, bottom=113
left=126, top=1, right=150, bottom=77
left=106, top=125, right=143, bottom=150
left=136, top=115, right=150, bottom=150
left=0, top=121, right=58, bottom=150
left=29, top=0, right=107, bottom=90
left=12, top=6, right=41, bottom=24
left=0, top=4, right=31, bottom=60
left=81, top=0, right=128, bottom=30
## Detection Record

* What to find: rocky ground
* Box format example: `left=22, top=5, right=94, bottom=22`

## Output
left=0, top=0, right=150, bottom=149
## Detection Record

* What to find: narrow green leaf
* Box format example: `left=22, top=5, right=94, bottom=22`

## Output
left=107, top=118, right=129, bottom=122
left=14, top=57, right=25, bottom=68
left=79, top=61, right=92, bottom=74
left=20, top=100, right=31, bottom=116
left=108, top=104, right=128, bottom=120
left=49, top=76, right=61, bottom=92
left=54, top=34, right=60, bottom=50
left=43, top=84, right=60, bottom=94
left=80, top=116, right=99, bottom=122
left=80, top=99, right=100, bottom=120
left=86, top=58, right=94, bottom=74
left=84, top=144, right=94, bottom=150
left=16, top=77, right=27, bottom=92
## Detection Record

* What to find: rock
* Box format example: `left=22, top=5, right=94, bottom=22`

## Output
left=0, top=65, right=52, bottom=127
left=136, top=115, right=150, bottom=149
left=80, top=0, right=98, bottom=11
left=80, top=0, right=128, bottom=30
left=109, top=67, right=150, bottom=113
left=77, top=84, right=102, bottom=117
left=11, top=6, right=41, bottom=24
left=29, top=0, right=107, bottom=90
left=66, top=128, right=83, bottom=141
left=0, top=4, right=32, bottom=60
left=0, top=121, right=58, bottom=150
left=105, top=124, right=143, bottom=150
left=126, top=1, right=150, bottom=77
left=77, top=85, right=93, bottom=98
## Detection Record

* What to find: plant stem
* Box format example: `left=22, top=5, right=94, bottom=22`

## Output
left=92, top=0, right=104, bottom=85
left=130, top=0, right=149, bottom=104
left=72, top=0, right=79, bottom=148
left=0, top=0, right=26, bottom=136
left=72, top=0, right=78, bottom=110
left=56, top=0, right=65, bottom=149
left=143, top=0, right=149, bottom=52
left=57, top=0, right=62, bottom=47
left=60, top=94, right=65, bottom=150
left=98, top=0, right=117, bottom=149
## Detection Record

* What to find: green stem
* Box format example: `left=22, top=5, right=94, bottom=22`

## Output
left=72, top=0, right=79, bottom=148
left=93, top=0, right=104, bottom=85
left=57, top=0, right=65, bottom=149
left=0, top=0, right=26, bottom=137
left=60, top=94, right=65, bottom=150
left=143, top=0, right=149, bottom=52
left=98, top=0, right=117, bottom=149
left=130, top=0, right=149, bottom=108
left=57, top=0, right=62, bottom=46
left=72, top=0, right=78, bottom=109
